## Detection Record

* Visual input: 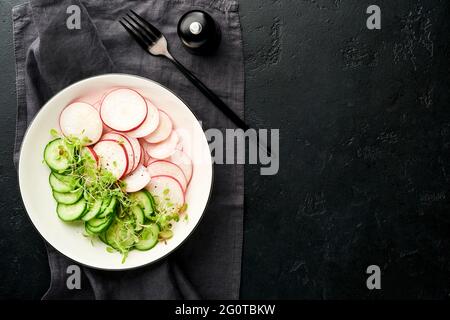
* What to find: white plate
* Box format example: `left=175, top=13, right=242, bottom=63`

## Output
left=18, top=74, right=213, bottom=270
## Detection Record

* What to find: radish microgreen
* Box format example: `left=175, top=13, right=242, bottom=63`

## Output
left=46, top=130, right=186, bottom=263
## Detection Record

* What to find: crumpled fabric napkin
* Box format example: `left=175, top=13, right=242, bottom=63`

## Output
left=13, top=0, right=244, bottom=299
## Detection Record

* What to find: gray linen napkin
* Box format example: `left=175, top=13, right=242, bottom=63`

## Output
left=13, top=0, right=244, bottom=299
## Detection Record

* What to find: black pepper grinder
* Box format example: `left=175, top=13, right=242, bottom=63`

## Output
left=177, top=10, right=221, bottom=55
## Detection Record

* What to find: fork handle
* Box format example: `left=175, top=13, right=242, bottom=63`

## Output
left=167, top=56, right=249, bottom=130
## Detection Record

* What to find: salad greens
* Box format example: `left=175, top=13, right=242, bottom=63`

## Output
left=43, top=130, right=186, bottom=262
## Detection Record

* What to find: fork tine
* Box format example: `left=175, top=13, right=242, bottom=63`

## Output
left=123, top=16, right=157, bottom=45
left=119, top=19, right=153, bottom=51
left=129, top=9, right=162, bottom=38
left=126, top=13, right=158, bottom=42
left=124, top=16, right=156, bottom=43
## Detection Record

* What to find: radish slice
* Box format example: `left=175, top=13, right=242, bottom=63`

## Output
left=93, top=101, right=101, bottom=111
left=143, top=110, right=172, bottom=143
left=143, top=149, right=152, bottom=166
left=142, top=148, right=157, bottom=167
left=147, top=160, right=188, bottom=191
left=122, top=164, right=151, bottom=193
left=139, top=145, right=145, bottom=166
left=100, top=88, right=147, bottom=132
left=125, top=135, right=142, bottom=172
left=94, top=101, right=113, bottom=133
left=169, top=150, right=193, bottom=183
left=174, top=127, right=192, bottom=152
left=143, top=149, right=149, bottom=166
left=101, top=132, right=135, bottom=174
left=59, top=102, right=102, bottom=145
left=94, top=140, right=128, bottom=180
left=144, top=131, right=179, bottom=160
left=126, top=99, right=160, bottom=138
left=78, top=91, right=106, bottom=106
left=146, top=175, right=185, bottom=208
left=81, top=146, right=99, bottom=167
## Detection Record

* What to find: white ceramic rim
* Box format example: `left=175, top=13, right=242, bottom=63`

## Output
left=18, top=73, right=213, bottom=270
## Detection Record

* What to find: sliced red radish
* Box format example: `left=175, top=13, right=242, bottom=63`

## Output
left=146, top=175, right=185, bottom=208
left=143, top=149, right=151, bottom=166
left=122, top=164, right=151, bottom=193
left=78, top=91, right=106, bottom=106
left=59, top=102, right=102, bottom=145
left=174, top=127, right=192, bottom=152
left=170, top=150, right=193, bottom=183
left=125, top=135, right=142, bottom=172
left=80, top=146, right=99, bottom=186
left=93, top=100, right=101, bottom=111
left=144, top=131, right=179, bottom=160
left=100, top=88, right=147, bottom=132
left=93, top=140, right=128, bottom=180
left=101, top=132, right=135, bottom=174
left=141, top=147, right=157, bottom=166
left=94, top=101, right=113, bottom=134
left=138, top=145, right=145, bottom=166
left=143, top=110, right=172, bottom=143
left=92, top=101, right=114, bottom=133
left=126, top=99, right=160, bottom=138
left=147, top=160, right=188, bottom=191
left=80, top=146, right=99, bottom=167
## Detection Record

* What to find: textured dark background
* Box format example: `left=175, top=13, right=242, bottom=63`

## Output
left=1, top=0, right=449, bottom=299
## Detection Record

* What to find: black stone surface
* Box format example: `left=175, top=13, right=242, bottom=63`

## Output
left=1, top=0, right=449, bottom=299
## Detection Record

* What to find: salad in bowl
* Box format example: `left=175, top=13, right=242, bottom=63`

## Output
left=19, top=74, right=212, bottom=269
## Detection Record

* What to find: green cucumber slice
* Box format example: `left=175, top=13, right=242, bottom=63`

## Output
left=81, top=198, right=103, bottom=221
left=57, top=198, right=86, bottom=221
left=97, top=196, right=117, bottom=218
left=49, top=173, right=74, bottom=193
left=135, top=223, right=160, bottom=251
left=98, top=231, right=108, bottom=245
left=44, top=138, right=74, bottom=173
left=130, top=190, right=154, bottom=219
left=85, top=215, right=113, bottom=233
left=84, top=227, right=96, bottom=237
left=99, top=196, right=111, bottom=214
left=131, top=206, right=145, bottom=231
left=52, top=188, right=83, bottom=204
left=105, top=218, right=136, bottom=252
left=53, top=172, right=79, bottom=185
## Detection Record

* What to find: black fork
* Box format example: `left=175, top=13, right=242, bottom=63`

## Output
left=119, top=10, right=249, bottom=131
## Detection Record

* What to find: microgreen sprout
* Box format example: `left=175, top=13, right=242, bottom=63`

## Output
left=47, top=130, right=187, bottom=263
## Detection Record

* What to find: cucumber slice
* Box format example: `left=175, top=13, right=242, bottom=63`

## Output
left=98, top=231, right=108, bottom=245
left=44, top=139, right=74, bottom=173
left=131, top=206, right=145, bottom=231
left=99, top=196, right=111, bottom=214
left=81, top=198, right=103, bottom=221
left=135, top=223, right=160, bottom=251
left=130, top=190, right=154, bottom=219
left=53, top=172, right=79, bottom=185
left=49, top=173, right=74, bottom=193
left=84, top=227, right=96, bottom=236
left=105, top=218, right=136, bottom=252
left=97, top=196, right=117, bottom=218
left=57, top=198, right=87, bottom=221
left=86, top=215, right=114, bottom=233
left=52, top=188, right=83, bottom=204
